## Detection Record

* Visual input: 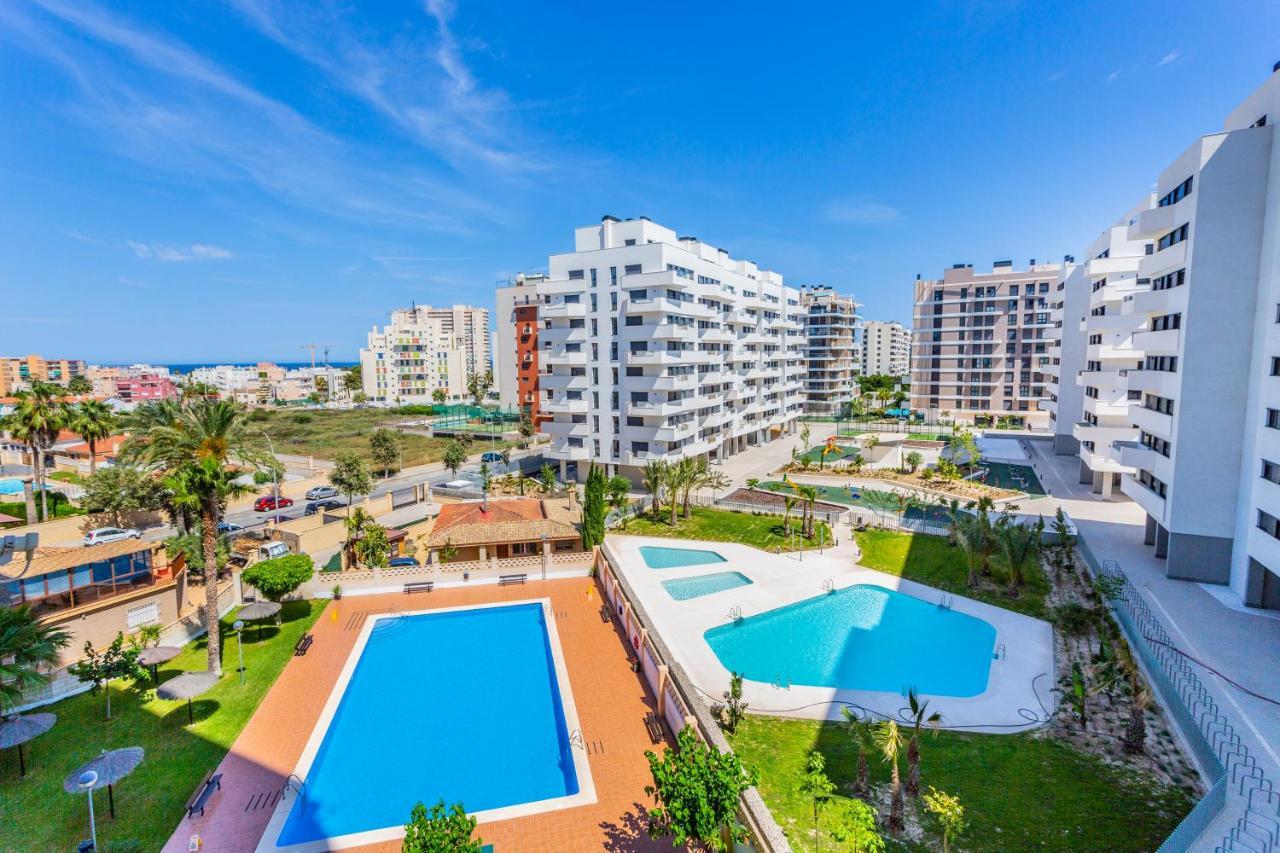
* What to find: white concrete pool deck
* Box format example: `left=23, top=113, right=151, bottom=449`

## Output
left=605, top=535, right=1056, bottom=733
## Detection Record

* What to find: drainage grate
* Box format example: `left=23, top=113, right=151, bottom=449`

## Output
left=586, top=739, right=606, bottom=755
left=344, top=611, right=367, bottom=631
left=555, top=610, right=569, bottom=619
left=244, top=789, right=282, bottom=812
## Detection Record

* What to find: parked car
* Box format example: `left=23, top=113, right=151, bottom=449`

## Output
left=216, top=521, right=244, bottom=534
left=388, top=556, right=420, bottom=568
left=83, top=527, right=141, bottom=546
left=254, top=495, right=294, bottom=512
left=305, top=499, right=345, bottom=516
left=480, top=451, right=505, bottom=464
left=257, top=541, right=290, bottom=560
left=262, top=514, right=292, bottom=524
left=305, top=485, right=339, bottom=500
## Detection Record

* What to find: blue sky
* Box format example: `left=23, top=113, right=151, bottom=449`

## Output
left=1, top=1, right=1276, bottom=363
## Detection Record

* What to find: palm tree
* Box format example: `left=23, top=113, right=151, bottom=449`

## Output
left=0, top=604, right=72, bottom=712
left=952, top=514, right=986, bottom=588
left=875, top=719, right=906, bottom=832
left=994, top=515, right=1043, bottom=597
left=677, top=457, right=704, bottom=519
left=5, top=382, right=66, bottom=521
left=640, top=459, right=667, bottom=519
left=698, top=466, right=731, bottom=503
left=972, top=496, right=996, bottom=576
left=795, top=484, right=819, bottom=538
left=123, top=399, right=271, bottom=674
left=840, top=708, right=876, bottom=797
left=904, top=688, right=942, bottom=796
left=781, top=494, right=797, bottom=536
left=67, top=399, right=118, bottom=474
left=663, top=459, right=694, bottom=524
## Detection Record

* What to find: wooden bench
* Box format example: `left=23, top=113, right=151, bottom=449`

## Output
left=498, top=573, right=527, bottom=586
left=293, top=634, right=313, bottom=657
left=643, top=711, right=666, bottom=745
left=403, top=581, right=434, bottom=594
left=186, top=771, right=222, bottom=818
left=598, top=604, right=611, bottom=623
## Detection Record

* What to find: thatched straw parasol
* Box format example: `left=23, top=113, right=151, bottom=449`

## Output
left=63, top=746, right=144, bottom=818
left=0, top=713, right=56, bottom=777
left=157, top=671, right=220, bottom=725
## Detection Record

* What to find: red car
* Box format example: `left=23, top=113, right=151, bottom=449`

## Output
left=254, top=495, right=294, bottom=512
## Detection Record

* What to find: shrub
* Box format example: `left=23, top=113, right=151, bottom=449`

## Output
left=241, top=554, right=314, bottom=602
left=252, top=470, right=272, bottom=485
left=1052, top=602, right=1096, bottom=637
left=291, top=413, right=313, bottom=424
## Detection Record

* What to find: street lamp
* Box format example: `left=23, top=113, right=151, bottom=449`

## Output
left=233, top=620, right=246, bottom=685
left=257, top=430, right=279, bottom=506
left=78, top=770, right=98, bottom=852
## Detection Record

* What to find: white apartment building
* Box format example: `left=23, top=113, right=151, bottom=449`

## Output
left=513, top=216, right=806, bottom=483
left=359, top=305, right=491, bottom=405
left=800, top=286, right=861, bottom=417
left=861, top=320, right=910, bottom=378
left=910, top=261, right=1064, bottom=428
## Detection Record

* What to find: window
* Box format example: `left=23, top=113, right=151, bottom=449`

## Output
left=1144, top=394, right=1174, bottom=415
left=624, top=263, right=642, bottom=275
left=1259, top=509, right=1280, bottom=540
left=1263, top=460, right=1280, bottom=485
left=1140, top=431, right=1171, bottom=457
left=1150, top=313, right=1182, bottom=332
left=1137, top=469, right=1168, bottom=498
left=1272, top=357, right=1280, bottom=377
left=630, top=441, right=649, bottom=454
left=624, top=239, right=637, bottom=246
left=1268, top=408, right=1280, bottom=430
left=1157, top=223, right=1189, bottom=251
left=1143, top=355, right=1178, bottom=373
left=626, top=416, right=643, bottom=426
left=625, top=315, right=642, bottom=326
left=1158, top=176, right=1193, bottom=207
left=1152, top=269, right=1185, bottom=291
left=568, top=269, right=584, bottom=280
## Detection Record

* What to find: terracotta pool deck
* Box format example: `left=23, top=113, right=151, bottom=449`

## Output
left=162, top=579, right=671, bottom=852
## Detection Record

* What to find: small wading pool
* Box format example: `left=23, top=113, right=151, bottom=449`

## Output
left=639, top=545, right=727, bottom=569
left=662, top=571, right=753, bottom=601
left=705, top=584, right=997, bottom=697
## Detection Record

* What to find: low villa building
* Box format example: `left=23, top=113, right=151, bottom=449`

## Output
left=424, top=497, right=583, bottom=564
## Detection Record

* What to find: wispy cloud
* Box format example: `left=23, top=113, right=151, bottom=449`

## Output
left=820, top=200, right=903, bottom=226
left=1106, top=70, right=1121, bottom=84
left=1047, top=71, right=1065, bottom=83
left=1158, top=49, right=1180, bottom=67
left=128, top=241, right=234, bottom=262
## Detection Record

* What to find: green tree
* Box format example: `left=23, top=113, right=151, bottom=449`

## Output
left=875, top=719, right=906, bottom=833
left=442, top=440, right=467, bottom=477
left=904, top=688, right=942, bottom=796
left=904, top=450, right=923, bottom=473
left=952, top=512, right=987, bottom=588
left=343, top=365, right=362, bottom=392
left=795, top=483, right=819, bottom=538
left=539, top=462, right=557, bottom=494
left=517, top=415, right=535, bottom=446
left=994, top=514, right=1044, bottom=597
left=781, top=494, right=797, bottom=537
left=80, top=464, right=166, bottom=527
left=353, top=391, right=369, bottom=405
left=606, top=474, right=631, bottom=528
left=241, top=554, right=314, bottom=601
left=641, top=459, right=667, bottom=518
left=581, top=464, right=607, bottom=548
left=67, top=399, right=118, bottom=474
left=721, top=672, right=748, bottom=734
left=122, top=399, right=269, bottom=674
left=329, top=451, right=373, bottom=519
left=66, top=374, right=92, bottom=395
left=798, top=750, right=835, bottom=829
left=431, top=387, right=447, bottom=406
left=644, top=726, right=758, bottom=851
left=67, top=632, right=144, bottom=721
left=840, top=708, right=876, bottom=797
left=465, top=370, right=493, bottom=407
left=4, top=381, right=66, bottom=521
left=745, top=477, right=759, bottom=491
left=827, top=799, right=884, bottom=852
left=922, top=787, right=967, bottom=853
left=0, top=605, right=71, bottom=712
left=165, top=524, right=230, bottom=573
left=799, top=422, right=811, bottom=451
left=401, top=800, right=483, bottom=853
left=369, top=428, right=401, bottom=478
left=354, top=523, right=390, bottom=568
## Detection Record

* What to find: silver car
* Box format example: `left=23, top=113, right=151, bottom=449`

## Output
left=305, top=485, right=339, bottom=500
left=84, top=527, right=142, bottom=546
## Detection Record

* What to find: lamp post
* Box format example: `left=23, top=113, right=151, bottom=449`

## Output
left=258, top=430, right=279, bottom=507
left=78, top=770, right=98, bottom=852
left=233, top=620, right=246, bottom=685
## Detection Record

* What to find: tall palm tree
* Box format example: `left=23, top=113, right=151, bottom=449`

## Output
left=972, top=496, right=996, bottom=576
left=795, top=484, right=819, bottom=538
left=676, top=457, right=704, bottom=519
left=875, top=719, right=906, bottom=832
left=840, top=707, right=876, bottom=797
left=904, top=688, right=943, bottom=796
left=67, top=399, right=118, bottom=474
left=994, top=514, right=1044, bottom=597
left=781, top=494, right=797, bottom=536
left=5, top=382, right=66, bottom=521
left=123, top=399, right=270, bottom=674
left=0, top=604, right=72, bottom=712
left=640, top=459, right=667, bottom=519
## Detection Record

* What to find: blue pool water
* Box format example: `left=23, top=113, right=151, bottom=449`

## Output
left=705, top=585, right=996, bottom=697
left=276, top=603, right=579, bottom=847
left=663, top=571, right=753, bottom=601
left=0, top=479, right=26, bottom=495
left=639, top=545, right=727, bottom=569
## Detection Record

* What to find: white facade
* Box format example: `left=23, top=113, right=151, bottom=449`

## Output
left=861, top=320, right=910, bottom=378
left=359, top=305, right=491, bottom=405
left=801, top=287, right=861, bottom=416
left=513, top=216, right=805, bottom=482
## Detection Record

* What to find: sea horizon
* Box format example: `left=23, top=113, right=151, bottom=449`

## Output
left=101, top=361, right=359, bottom=374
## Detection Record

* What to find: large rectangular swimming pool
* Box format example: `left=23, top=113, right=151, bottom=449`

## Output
left=274, top=602, right=582, bottom=848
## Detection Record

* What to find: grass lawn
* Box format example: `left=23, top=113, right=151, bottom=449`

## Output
left=795, top=444, right=862, bottom=464
left=854, top=528, right=1049, bottom=619
left=48, top=471, right=87, bottom=486
left=0, top=492, right=84, bottom=524
left=731, top=716, right=1193, bottom=852
left=907, top=432, right=949, bottom=442
left=241, top=408, right=517, bottom=467
left=0, top=599, right=326, bottom=851
left=622, top=506, right=832, bottom=551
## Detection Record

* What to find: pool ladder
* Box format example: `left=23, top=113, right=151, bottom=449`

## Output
left=771, top=675, right=791, bottom=691
left=568, top=728, right=585, bottom=750
left=994, top=643, right=1006, bottom=661
left=283, top=773, right=307, bottom=806
left=938, top=593, right=955, bottom=611
left=728, top=605, right=743, bottom=624
left=822, top=578, right=834, bottom=594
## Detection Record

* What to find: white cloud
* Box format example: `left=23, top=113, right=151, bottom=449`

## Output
left=1159, top=49, right=1180, bottom=67
left=127, top=241, right=234, bottom=262
left=1047, top=71, right=1065, bottom=83
left=821, top=200, right=903, bottom=226
left=1106, top=70, right=1120, bottom=83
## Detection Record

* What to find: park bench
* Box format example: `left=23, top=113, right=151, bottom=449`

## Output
left=403, top=581, right=434, bottom=594
left=498, top=573, right=527, bottom=586
left=293, top=634, right=313, bottom=657
left=186, top=771, right=222, bottom=819
left=643, top=712, right=666, bottom=744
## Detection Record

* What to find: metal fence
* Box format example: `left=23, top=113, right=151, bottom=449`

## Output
left=1075, top=537, right=1280, bottom=852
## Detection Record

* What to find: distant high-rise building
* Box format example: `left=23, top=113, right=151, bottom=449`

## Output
left=360, top=305, right=491, bottom=405
left=0, top=354, right=87, bottom=395
left=861, top=320, right=911, bottom=379
left=799, top=286, right=861, bottom=417
left=910, top=261, right=1064, bottom=427
left=496, top=274, right=549, bottom=424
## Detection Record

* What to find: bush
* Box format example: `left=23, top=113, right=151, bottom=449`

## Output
left=292, top=413, right=313, bottom=424
left=252, top=470, right=272, bottom=485
left=241, top=554, right=314, bottom=602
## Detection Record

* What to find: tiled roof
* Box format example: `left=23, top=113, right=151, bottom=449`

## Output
left=426, top=497, right=581, bottom=548
left=1, top=538, right=159, bottom=580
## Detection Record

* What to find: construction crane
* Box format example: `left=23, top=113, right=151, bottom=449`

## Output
left=300, top=343, right=334, bottom=400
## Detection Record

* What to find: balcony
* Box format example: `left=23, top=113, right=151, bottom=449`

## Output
left=539, top=325, right=587, bottom=346
left=1125, top=368, right=1181, bottom=399
left=1123, top=285, right=1188, bottom=318
left=543, top=419, right=590, bottom=438
left=541, top=301, right=586, bottom=319
left=1088, top=276, right=1147, bottom=309
left=1137, top=240, right=1188, bottom=280
left=629, top=373, right=697, bottom=392
left=542, top=350, right=587, bottom=367
left=539, top=372, right=589, bottom=391
left=1072, top=421, right=1137, bottom=447
left=1084, top=255, right=1141, bottom=279
left=1126, top=203, right=1179, bottom=241
left=1082, top=395, right=1131, bottom=419
left=545, top=442, right=592, bottom=461
left=1078, top=444, right=1132, bottom=474
left=1120, top=471, right=1167, bottom=521
left=542, top=397, right=589, bottom=415
left=651, top=323, right=698, bottom=341
left=1131, top=328, right=1181, bottom=356
left=1131, top=404, right=1173, bottom=440
left=1114, top=440, right=1171, bottom=481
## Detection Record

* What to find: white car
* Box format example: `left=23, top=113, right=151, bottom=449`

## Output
left=84, top=527, right=142, bottom=546
left=305, top=485, right=339, bottom=500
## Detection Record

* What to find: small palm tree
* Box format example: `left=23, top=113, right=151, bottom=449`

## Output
left=795, top=484, right=819, bottom=538
left=952, top=514, right=986, bottom=588
left=904, top=688, right=942, bottom=796
left=994, top=515, right=1043, bottom=597
left=0, top=605, right=72, bottom=712
left=875, top=719, right=906, bottom=832
left=840, top=708, right=876, bottom=797
left=67, top=399, right=118, bottom=474
left=641, top=459, right=667, bottom=519
left=781, top=494, right=797, bottom=536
